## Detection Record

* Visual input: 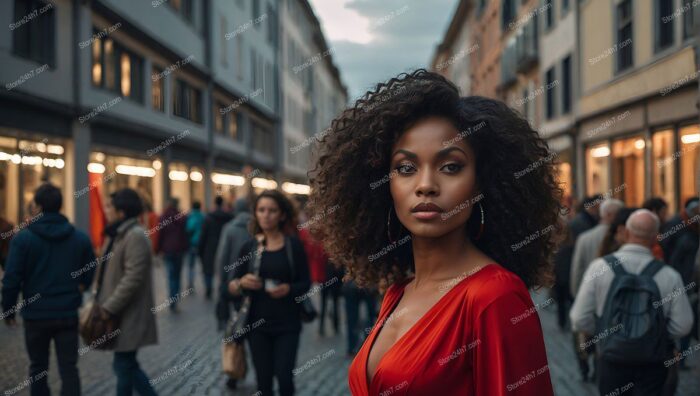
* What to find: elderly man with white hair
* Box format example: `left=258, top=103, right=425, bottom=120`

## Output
left=570, top=198, right=625, bottom=296
left=570, top=209, right=693, bottom=395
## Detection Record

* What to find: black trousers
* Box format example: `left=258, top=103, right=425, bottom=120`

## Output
left=23, top=317, right=80, bottom=396
left=247, top=330, right=300, bottom=396
left=598, top=358, right=667, bottom=396
left=319, top=284, right=341, bottom=334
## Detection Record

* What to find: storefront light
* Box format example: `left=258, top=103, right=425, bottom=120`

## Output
left=87, top=162, right=106, bottom=174
left=634, top=139, right=645, bottom=150
left=115, top=164, right=156, bottom=177
left=169, top=170, right=189, bottom=181
left=95, top=152, right=106, bottom=162
left=591, top=146, right=611, bottom=158
left=11, top=154, right=21, bottom=164
left=55, top=159, right=65, bottom=169
left=211, top=173, right=245, bottom=186
left=189, top=171, right=203, bottom=181
left=282, top=182, right=311, bottom=195
left=47, top=144, right=64, bottom=155
left=0, top=152, right=11, bottom=161
left=152, top=160, right=162, bottom=170
left=21, top=156, right=42, bottom=165
left=681, top=133, right=700, bottom=145
left=252, top=177, right=278, bottom=189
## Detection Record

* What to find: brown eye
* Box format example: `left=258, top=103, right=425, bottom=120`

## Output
left=441, top=163, right=463, bottom=173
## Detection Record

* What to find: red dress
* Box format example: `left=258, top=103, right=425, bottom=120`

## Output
left=348, top=264, right=554, bottom=395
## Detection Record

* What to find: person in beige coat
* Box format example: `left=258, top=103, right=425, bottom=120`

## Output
left=98, top=188, right=158, bottom=396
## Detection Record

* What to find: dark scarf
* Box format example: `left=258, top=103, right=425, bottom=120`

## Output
left=104, top=219, right=126, bottom=239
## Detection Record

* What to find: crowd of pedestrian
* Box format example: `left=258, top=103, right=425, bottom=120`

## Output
left=558, top=194, right=699, bottom=396
left=0, top=182, right=380, bottom=396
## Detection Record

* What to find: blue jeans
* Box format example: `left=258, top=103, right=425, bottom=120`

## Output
left=187, top=246, right=197, bottom=288
left=164, top=254, right=184, bottom=308
left=113, top=351, right=157, bottom=396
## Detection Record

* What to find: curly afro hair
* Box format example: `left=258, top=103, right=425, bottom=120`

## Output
left=307, top=69, right=564, bottom=290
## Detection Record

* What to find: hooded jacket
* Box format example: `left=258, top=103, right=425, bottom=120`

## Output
left=1, top=212, right=96, bottom=320
left=198, top=208, right=234, bottom=275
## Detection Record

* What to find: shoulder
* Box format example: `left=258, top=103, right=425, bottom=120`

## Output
left=73, top=229, right=94, bottom=248
left=463, top=264, right=533, bottom=316
left=288, top=235, right=305, bottom=250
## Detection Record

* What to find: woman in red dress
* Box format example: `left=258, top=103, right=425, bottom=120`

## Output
left=306, top=70, right=563, bottom=395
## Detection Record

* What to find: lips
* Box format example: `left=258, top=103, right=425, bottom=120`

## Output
left=411, top=202, right=444, bottom=213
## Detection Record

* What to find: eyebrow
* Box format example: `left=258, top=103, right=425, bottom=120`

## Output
left=391, top=146, right=468, bottom=160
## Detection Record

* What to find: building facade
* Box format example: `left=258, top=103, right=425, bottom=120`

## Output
left=280, top=0, right=347, bottom=189
left=0, top=0, right=346, bottom=241
left=432, top=0, right=700, bottom=210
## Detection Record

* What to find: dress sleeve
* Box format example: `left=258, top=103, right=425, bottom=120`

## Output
left=471, top=291, right=553, bottom=396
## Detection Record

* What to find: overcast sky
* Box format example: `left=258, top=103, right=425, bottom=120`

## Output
left=307, top=0, right=459, bottom=101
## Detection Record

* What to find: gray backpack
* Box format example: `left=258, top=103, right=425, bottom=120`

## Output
left=596, top=254, right=669, bottom=364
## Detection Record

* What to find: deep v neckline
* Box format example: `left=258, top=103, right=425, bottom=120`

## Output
left=363, top=267, right=491, bottom=392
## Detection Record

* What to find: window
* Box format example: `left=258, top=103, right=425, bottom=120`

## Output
left=220, top=16, right=228, bottom=66
left=173, top=79, right=202, bottom=123
left=683, top=1, right=694, bottom=39
left=269, top=6, right=278, bottom=47
left=252, top=121, right=274, bottom=157
left=612, top=136, right=646, bottom=206
left=169, top=0, right=194, bottom=24
left=236, top=35, right=243, bottom=80
left=91, top=33, right=143, bottom=102
left=214, top=101, right=225, bottom=133
left=652, top=130, right=677, bottom=213
left=561, top=55, right=572, bottom=114
left=253, top=0, right=260, bottom=21
left=228, top=112, right=240, bottom=141
left=545, top=67, right=556, bottom=119
left=12, top=0, right=55, bottom=67
left=656, top=0, right=674, bottom=51
left=544, top=0, right=554, bottom=30
left=616, top=0, right=634, bottom=72
left=586, top=143, right=610, bottom=195
left=501, top=0, right=516, bottom=29
left=251, top=50, right=257, bottom=89
left=151, top=67, right=164, bottom=112
left=561, top=0, right=570, bottom=15
left=679, top=125, right=700, bottom=205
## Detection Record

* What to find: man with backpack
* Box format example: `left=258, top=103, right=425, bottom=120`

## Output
left=570, top=209, right=693, bottom=395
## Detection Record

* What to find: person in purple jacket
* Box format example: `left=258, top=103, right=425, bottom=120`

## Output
left=156, top=197, right=188, bottom=312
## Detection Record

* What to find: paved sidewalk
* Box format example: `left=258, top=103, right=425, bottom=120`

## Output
left=1, top=266, right=697, bottom=395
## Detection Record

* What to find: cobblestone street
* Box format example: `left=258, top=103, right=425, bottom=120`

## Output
left=1, top=266, right=698, bottom=395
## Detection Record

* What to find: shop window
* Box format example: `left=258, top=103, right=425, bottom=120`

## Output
left=152, top=66, right=164, bottom=112
left=252, top=122, right=274, bottom=157
left=652, top=130, right=677, bottom=213
left=556, top=162, right=572, bottom=202
left=545, top=67, right=556, bottom=119
left=228, top=112, right=240, bottom=141
left=12, top=0, right=55, bottom=67
left=91, top=33, right=143, bottom=102
left=679, top=125, right=700, bottom=205
left=586, top=143, right=610, bottom=196
left=612, top=136, right=646, bottom=206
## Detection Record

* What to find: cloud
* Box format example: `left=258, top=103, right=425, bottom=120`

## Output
left=309, top=0, right=458, bottom=100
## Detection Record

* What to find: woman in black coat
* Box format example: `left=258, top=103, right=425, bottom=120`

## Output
left=227, top=190, right=311, bottom=396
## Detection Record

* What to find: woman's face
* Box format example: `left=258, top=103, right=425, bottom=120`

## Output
left=256, top=197, right=284, bottom=233
left=104, top=200, right=123, bottom=224
left=389, top=116, right=479, bottom=239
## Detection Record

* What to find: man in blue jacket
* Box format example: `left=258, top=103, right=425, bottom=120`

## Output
left=1, top=183, right=97, bottom=396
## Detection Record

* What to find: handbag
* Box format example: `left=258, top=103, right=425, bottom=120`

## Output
left=221, top=239, right=264, bottom=379
left=222, top=341, right=247, bottom=379
left=79, top=224, right=133, bottom=350
left=226, top=238, right=264, bottom=342
left=285, top=237, right=317, bottom=323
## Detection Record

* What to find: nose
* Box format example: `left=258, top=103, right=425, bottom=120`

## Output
left=415, top=167, right=439, bottom=197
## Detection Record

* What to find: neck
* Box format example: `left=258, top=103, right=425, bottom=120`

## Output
left=409, top=227, right=476, bottom=290
left=263, top=228, right=283, bottom=241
